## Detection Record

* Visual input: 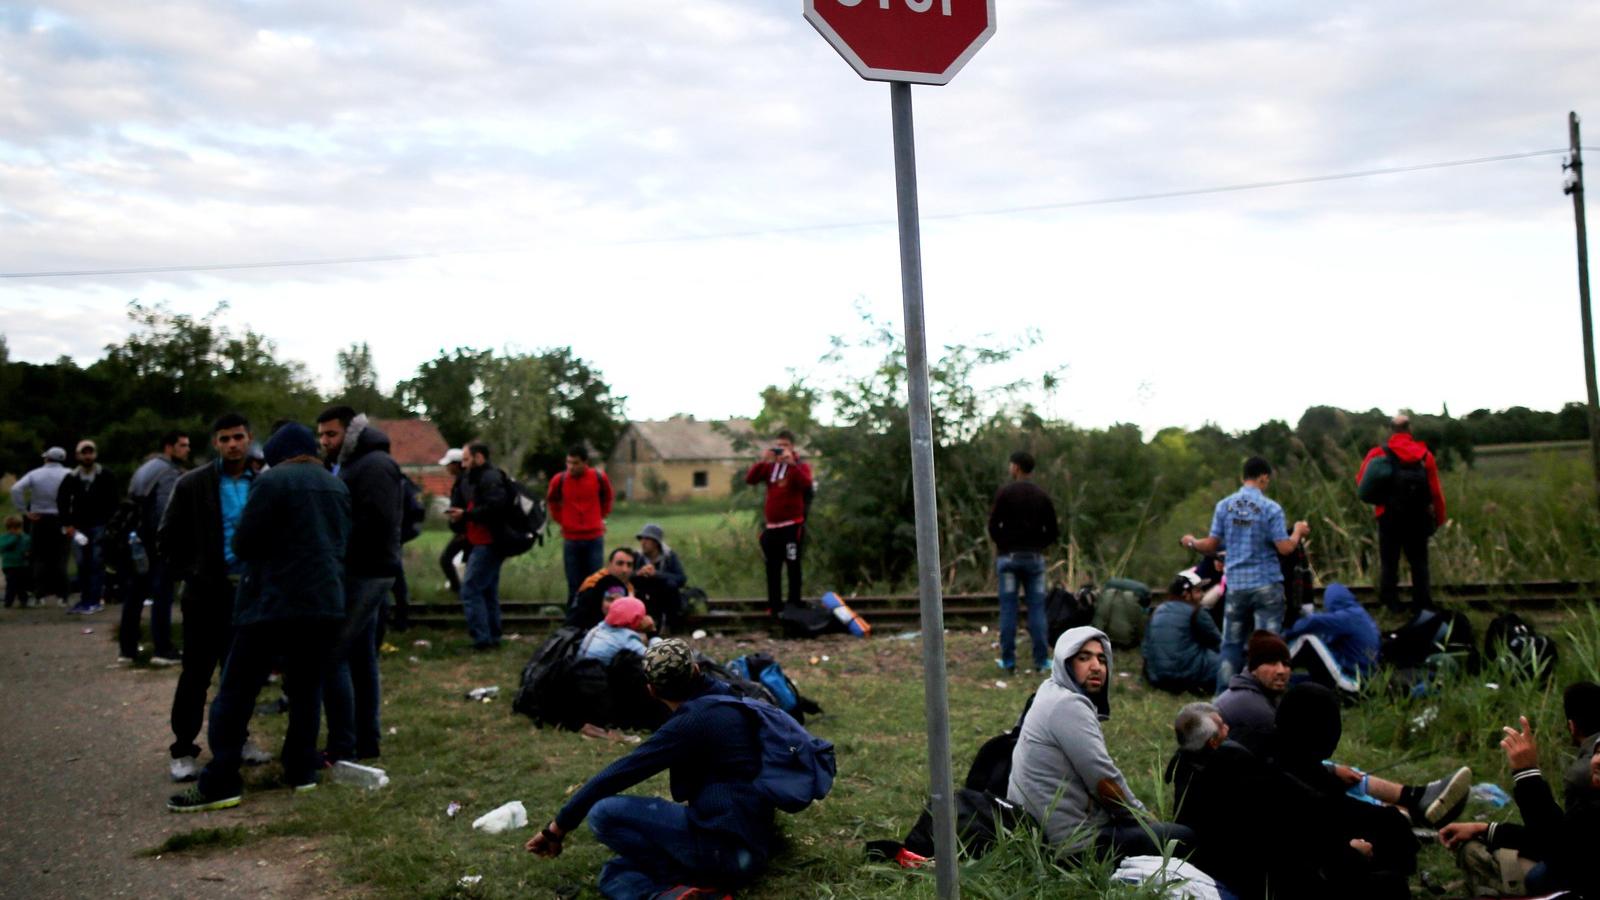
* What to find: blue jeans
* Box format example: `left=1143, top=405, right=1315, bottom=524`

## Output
left=563, top=537, right=605, bottom=604
left=996, top=552, right=1049, bottom=670
left=1216, top=582, right=1286, bottom=693
left=588, top=796, right=763, bottom=899
left=325, top=576, right=391, bottom=760
left=72, top=526, right=105, bottom=606
left=461, top=545, right=505, bottom=647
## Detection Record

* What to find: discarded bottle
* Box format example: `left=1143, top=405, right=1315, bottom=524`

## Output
left=465, top=686, right=499, bottom=701
left=330, top=760, right=390, bottom=790
left=128, top=531, right=150, bottom=575
left=471, top=800, right=528, bottom=834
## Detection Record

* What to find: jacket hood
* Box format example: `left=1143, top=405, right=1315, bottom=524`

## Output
left=338, top=414, right=391, bottom=466
left=1275, top=682, right=1342, bottom=765
left=1386, top=432, right=1431, bottom=464
left=1051, top=625, right=1112, bottom=720
left=1323, top=582, right=1360, bottom=612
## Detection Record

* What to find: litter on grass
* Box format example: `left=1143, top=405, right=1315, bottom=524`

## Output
left=446, top=801, right=462, bottom=818
left=466, top=686, right=499, bottom=701
left=471, top=800, right=528, bottom=834
left=1471, top=783, right=1512, bottom=807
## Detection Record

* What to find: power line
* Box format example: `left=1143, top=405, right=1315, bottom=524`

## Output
left=1, top=147, right=1584, bottom=279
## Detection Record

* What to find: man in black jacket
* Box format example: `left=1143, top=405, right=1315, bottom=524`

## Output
left=446, top=442, right=509, bottom=650
left=987, top=451, right=1060, bottom=673
left=157, top=413, right=258, bottom=782
left=316, top=406, right=403, bottom=762
left=60, top=440, right=120, bottom=614
left=169, top=423, right=350, bottom=812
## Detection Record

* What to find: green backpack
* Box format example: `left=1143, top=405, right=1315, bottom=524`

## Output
left=1092, top=577, right=1152, bottom=649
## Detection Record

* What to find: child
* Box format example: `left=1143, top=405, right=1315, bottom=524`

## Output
left=1, top=515, right=32, bottom=608
left=578, top=595, right=654, bottom=664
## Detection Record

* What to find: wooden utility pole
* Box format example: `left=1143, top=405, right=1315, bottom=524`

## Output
left=1567, top=112, right=1600, bottom=513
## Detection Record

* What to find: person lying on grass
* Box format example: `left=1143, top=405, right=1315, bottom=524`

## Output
left=1006, top=625, right=1196, bottom=860
left=526, top=639, right=774, bottom=898
left=1438, top=683, right=1600, bottom=898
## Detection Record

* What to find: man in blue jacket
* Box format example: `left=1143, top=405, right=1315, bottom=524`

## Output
left=1143, top=567, right=1222, bottom=695
left=168, top=423, right=350, bottom=812
left=1284, top=583, right=1379, bottom=694
left=526, top=639, right=776, bottom=898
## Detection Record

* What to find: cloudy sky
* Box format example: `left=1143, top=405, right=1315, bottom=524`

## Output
left=2, top=1, right=1596, bottom=435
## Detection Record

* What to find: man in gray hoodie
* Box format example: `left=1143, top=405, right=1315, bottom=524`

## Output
left=1006, top=625, right=1195, bottom=859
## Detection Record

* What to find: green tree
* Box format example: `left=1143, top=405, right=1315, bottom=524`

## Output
left=396, top=348, right=491, bottom=447
left=331, top=342, right=407, bottom=418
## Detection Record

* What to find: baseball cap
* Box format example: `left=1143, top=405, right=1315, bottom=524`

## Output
left=643, top=639, right=695, bottom=689
left=43, top=446, right=67, bottom=462
left=439, top=448, right=464, bottom=466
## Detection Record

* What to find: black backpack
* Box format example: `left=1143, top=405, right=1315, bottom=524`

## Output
left=1044, top=586, right=1095, bottom=647
left=96, top=498, right=142, bottom=577
left=963, top=693, right=1037, bottom=797
left=512, top=626, right=587, bottom=723
left=1381, top=607, right=1480, bottom=673
left=496, top=469, right=546, bottom=557
left=1484, top=613, right=1559, bottom=686
left=1383, top=447, right=1433, bottom=520
left=399, top=476, right=426, bottom=543
left=778, top=603, right=840, bottom=639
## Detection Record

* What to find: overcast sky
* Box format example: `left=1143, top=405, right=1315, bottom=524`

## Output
left=2, top=1, right=1596, bottom=435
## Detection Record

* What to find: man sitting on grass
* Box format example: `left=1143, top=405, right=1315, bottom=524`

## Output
left=565, top=547, right=636, bottom=630
left=526, top=639, right=777, bottom=898
left=1283, top=582, right=1379, bottom=695
left=1439, top=684, right=1600, bottom=898
left=1141, top=566, right=1222, bottom=695
left=1006, top=626, right=1195, bottom=860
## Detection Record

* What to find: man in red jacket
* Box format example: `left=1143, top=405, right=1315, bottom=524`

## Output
left=548, top=444, right=614, bottom=606
left=745, top=430, right=813, bottom=616
left=1356, top=415, right=1447, bottom=613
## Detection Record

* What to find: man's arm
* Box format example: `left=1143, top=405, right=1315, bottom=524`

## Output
left=598, top=471, right=614, bottom=519
left=552, top=713, right=696, bottom=833
left=8, top=471, right=28, bottom=511
left=1192, top=605, right=1222, bottom=650
left=1181, top=500, right=1227, bottom=554
left=1050, top=710, right=1143, bottom=814
left=1271, top=506, right=1310, bottom=556
left=465, top=471, right=507, bottom=523
left=544, top=474, right=564, bottom=528
left=745, top=460, right=772, bottom=485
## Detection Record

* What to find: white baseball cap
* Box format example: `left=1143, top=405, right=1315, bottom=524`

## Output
left=438, top=448, right=464, bottom=466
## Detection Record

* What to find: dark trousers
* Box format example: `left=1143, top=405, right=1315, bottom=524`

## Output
left=563, top=537, right=605, bottom=604
left=325, top=576, right=390, bottom=761
left=632, top=575, right=683, bottom=634
left=3, top=566, right=29, bottom=606
left=29, top=516, right=68, bottom=599
left=1378, top=514, right=1432, bottom=611
left=169, top=579, right=235, bottom=759
left=119, top=559, right=176, bottom=658
left=439, top=534, right=469, bottom=593
left=1093, top=820, right=1197, bottom=863
left=588, top=795, right=764, bottom=899
left=197, top=617, right=339, bottom=798
left=760, top=523, right=804, bottom=614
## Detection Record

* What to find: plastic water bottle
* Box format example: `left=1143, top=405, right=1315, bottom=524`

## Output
left=128, top=532, right=150, bottom=575
left=330, top=760, right=390, bottom=790
left=471, top=800, right=528, bottom=834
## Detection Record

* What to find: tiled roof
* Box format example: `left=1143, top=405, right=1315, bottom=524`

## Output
left=370, top=418, right=450, bottom=467
left=623, top=418, right=757, bottom=461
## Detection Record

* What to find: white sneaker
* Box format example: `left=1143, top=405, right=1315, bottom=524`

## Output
left=241, top=739, right=273, bottom=766
left=116, top=656, right=135, bottom=666
left=149, top=656, right=180, bottom=668
left=169, top=755, right=199, bottom=782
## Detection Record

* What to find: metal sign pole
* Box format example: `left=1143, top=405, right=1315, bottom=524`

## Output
left=889, top=79, right=960, bottom=900
left=1566, top=111, right=1600, bottom=514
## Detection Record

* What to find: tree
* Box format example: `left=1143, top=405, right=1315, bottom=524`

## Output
left=752, top=381, right=820, bottom=439
left=475, top=352, right=556, bottom=477
left=396, top=348, right=491, bottom=447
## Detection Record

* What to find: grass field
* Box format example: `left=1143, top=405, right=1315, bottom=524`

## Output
left=153, top=603, right=1600, bottom=898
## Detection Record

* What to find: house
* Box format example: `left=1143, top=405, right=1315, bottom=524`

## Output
left=608, top=417, right=766, bottom=502
left=370, top=418, right=453, bottom=498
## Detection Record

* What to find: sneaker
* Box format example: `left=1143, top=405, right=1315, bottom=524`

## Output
left=287, top=778, right=319, bottom=794
left=148, top=655, right=180, bottom=668
left=116, top=656, right=136, bottom=666
left=995, top=659, right=1016, bottom=673
left=167, top=785, right=241, bottom=813
left=143, top=598, right=154, bottom=607
left=169, top=755, right=199, bottom=782
left=240, top=740, right=273, bottom=766
left=68, top=603, right=95, bottom=615
left=1420, top=766, right=1472, bottom=826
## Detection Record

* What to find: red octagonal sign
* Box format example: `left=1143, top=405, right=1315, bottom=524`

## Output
left=805, top=0, right=996, bottom=86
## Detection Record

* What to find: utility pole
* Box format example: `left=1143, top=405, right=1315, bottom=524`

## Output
left=1566, top=111, right=1599, bottom=513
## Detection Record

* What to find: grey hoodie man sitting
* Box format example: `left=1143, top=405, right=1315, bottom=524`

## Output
left=1006, top=625, right=1196, bottom=860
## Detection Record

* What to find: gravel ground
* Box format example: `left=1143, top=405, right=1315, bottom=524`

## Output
left=0, top=604, right=353, bottom=899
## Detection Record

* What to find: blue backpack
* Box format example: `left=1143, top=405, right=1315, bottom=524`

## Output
left=727, top=654, right=800, bottom=713
left=689, top=694, right=836, bottom=813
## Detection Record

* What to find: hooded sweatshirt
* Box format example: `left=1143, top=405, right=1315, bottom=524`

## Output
left=1356, top=433, right=1446, bottom=526
left=1283, top=583, right=1380, bottom=677
left=332, top=414, right=404, bottom=578
left=1006, top=625, right=1143, bottom=848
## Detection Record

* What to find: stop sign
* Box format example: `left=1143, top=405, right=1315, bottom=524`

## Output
left=804, top=0, right=996, bottom=86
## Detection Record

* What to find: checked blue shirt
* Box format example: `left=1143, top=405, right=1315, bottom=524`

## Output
left=1208, top=484, right=1288, bottom=591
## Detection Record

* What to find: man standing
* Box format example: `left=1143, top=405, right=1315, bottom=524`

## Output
left=10, top=446, right=71, bottom=605
left=158, top=413, right=258, bottom=780
left=547, top=444, right=613, bottom=605
left=60, top=440, right=120, bottom=615
left=744, top=430, right=812, bottom=616
left=316, top=406, right=403, bottom=763
left=1357, top=414, right=1447, bottom=613
left=168, top=423, right=349, bottom=812
left=438, top=448, right=468, bottom=594
left=448, top=442, right=509, bottom=650
left=125, top=430, right=191, bottom=664
left=987, top=450, right=1059, bottom=673
left=1181, top=457, right=1310, bottom=693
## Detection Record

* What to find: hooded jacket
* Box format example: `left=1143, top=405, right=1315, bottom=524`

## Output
left=332, top=414, right=403, bottom=578
left=1356, top=433, right=1446, bottom=526
left=1006, top=626, right=1143, bottom=848
left=1214, top=671, right=1280, bottom=757
left=1141, top=599, right=1222, bottom=691
left=232, top=458, right=350, bottom=626
left=547, top=465, right=613, bottom=541
left=1283, top=583, right=1379, bottom=677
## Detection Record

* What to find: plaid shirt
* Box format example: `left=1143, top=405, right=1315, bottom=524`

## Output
left=1208, top=484, right=1287, bottom=591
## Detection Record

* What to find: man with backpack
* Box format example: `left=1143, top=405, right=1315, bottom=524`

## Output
left=448, top=441, right=511, bottom=650
left=548, top=444, right=614, bottom=606
left=122, top=430, right=190, bottom=664
left=1357, top=414, right=1447, bottom=613
left=987, top=450, right=1060, bottom=674
left=316, top=406, right=404, bottom=762
left=526, top=638, right=834, bottom=899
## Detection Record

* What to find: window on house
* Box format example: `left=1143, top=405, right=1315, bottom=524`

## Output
left=692, top=471, right=709, bottom=489
left=630, top=439, right=638, bottom=462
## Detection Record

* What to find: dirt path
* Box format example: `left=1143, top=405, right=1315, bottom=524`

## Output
left=0, top=607, right=353, bottom=899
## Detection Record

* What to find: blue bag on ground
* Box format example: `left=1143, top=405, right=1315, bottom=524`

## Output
left=729, top=654, right=798, bottom=712
left=687, top=694, right=835, bottom=813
